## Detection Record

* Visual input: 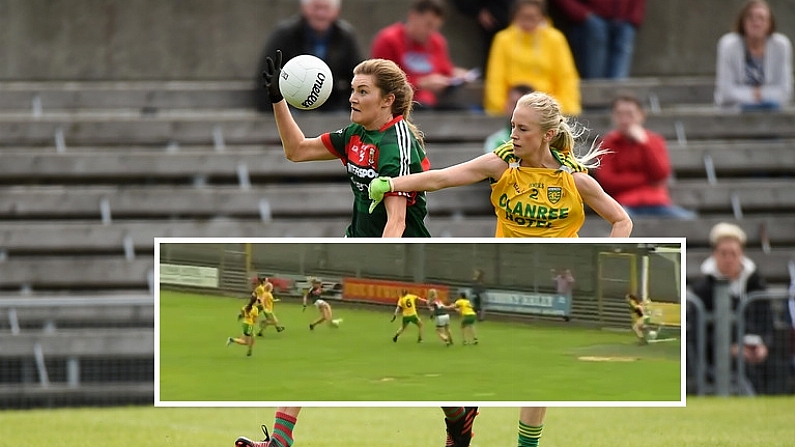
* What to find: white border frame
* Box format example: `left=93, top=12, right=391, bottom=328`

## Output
left=154, top=237, right=686, bottom=408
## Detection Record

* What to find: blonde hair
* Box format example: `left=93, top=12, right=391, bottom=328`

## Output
left=515, top=91, right=608, bottom=169
left=709, top=222, right=747, bottom=246
left=427, top=289, right=437, bottom=300
left=353, top=59, right=424, bottom=147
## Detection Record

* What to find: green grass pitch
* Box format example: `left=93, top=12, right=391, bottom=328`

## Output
left=158, top=291, right=680, bottom=402
left=2, top=398, right=793, bottom=447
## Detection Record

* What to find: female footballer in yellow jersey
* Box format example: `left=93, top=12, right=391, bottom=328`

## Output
left=256, top=281, right=285, bottom=336
left=368, top=91, right=633, bottom=238
left=391, top=289, right=427, bottom=343
left=367, top=90, right=634, bottom=447
left=227, top=296, right=259, bottom=357
left=447, top=293, right=479, bottom=345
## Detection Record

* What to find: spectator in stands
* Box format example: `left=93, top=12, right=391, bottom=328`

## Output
left=595, top=92, right=696, bottom=219
left=450, top=0, right=515, bottom=73
left=471, top=268, right=486, bottom=321
left=714, top=0, right=793, bottom=111
left=254, top=0, right=362, bottom=112
left=552, top=268, right=575, bottom=322
left=691, top=222, right=773, bottom=394
left=552, top=0, right=645, bottom=79
left=484, top=0, right=581, bottom=116
left=370, top=0, right=478, bottom=110
left=484, top=84, right=535, bottom=153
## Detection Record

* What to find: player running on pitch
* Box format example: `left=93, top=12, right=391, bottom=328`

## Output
left=391, top=289, right=428, bottom=343
left=427, top=289, right=454, bottom=346
left=448, top=292, right=478, bottom=345
left=304, top=277, right=342, bottom=330
left=255, top=278, right=285, bottom=336
left=227, top=295, right=259, bottom=357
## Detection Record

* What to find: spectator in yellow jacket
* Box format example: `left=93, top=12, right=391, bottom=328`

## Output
left=484, top=0, right=581, bottom=116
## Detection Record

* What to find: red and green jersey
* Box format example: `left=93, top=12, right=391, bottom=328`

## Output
left=321, top=115, right=431, bottom=237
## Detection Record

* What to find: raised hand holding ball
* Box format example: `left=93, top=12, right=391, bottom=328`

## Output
left=279, top=54, right=333, bottom=110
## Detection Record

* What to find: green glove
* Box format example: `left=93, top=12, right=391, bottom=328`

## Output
left=368, top=177, right=394, bottom=213
left=390, top=315, right=397, bottom=323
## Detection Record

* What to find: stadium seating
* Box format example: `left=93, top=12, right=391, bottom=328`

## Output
left=0, top=78, right=793, bottom=293
left=0, top=295, right=154, bottom=407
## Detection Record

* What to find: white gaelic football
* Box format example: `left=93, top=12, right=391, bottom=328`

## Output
left=279, top=54, right=333, bottom=110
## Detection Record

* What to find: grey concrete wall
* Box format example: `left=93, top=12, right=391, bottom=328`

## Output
left=1, top=0, right=793, bottom=80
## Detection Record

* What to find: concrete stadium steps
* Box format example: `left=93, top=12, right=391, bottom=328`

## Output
left=580, top=77, right=716, bottom=109
left=0, top=80, right=256, bottom=110
left=0, top=77, right=715, bottom=111
left=0, top=180, right=790, bottom=220
left=2, top=257, right=152, bottom=288
left=579, top=216, right=795, bottom=245
left=1, top=217, right=792, bottom=254
left=0, top=383, right=154, bottom=401
left=2, top=139, right=793, bottom=181
left=0, top=148, right=349, bottom=181
left=7, top=301, right=154, bottom=327
left=669, top=179, right=795, bottom=213
left=0, top=329, right=154, bottom=357
left=0, top=184, right=493, bottom=219
left=3, top=109, right=795, bottom=146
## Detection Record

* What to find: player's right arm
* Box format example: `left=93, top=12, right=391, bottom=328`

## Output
left=273, top=102, right=338, bottom=162
left=261, top=50, right=337, bottom=162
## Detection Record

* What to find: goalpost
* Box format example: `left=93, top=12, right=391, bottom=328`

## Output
left=597, top=245, right=682, bottom=342
left=641, top=246, right=682, bottom=343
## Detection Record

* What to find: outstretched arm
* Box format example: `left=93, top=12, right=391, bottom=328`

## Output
left=369, top=154, right=505, bottom=212
left=392, top=153, right=502, bottom=192
left=574, top=173, right=633, bottom=237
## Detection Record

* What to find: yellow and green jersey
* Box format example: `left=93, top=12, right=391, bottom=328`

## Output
left=240, top=305, right=259, bottom=325
left=398, top=294, right=422, bottom=317
left=257, top=290, right=275, bottom=312
left=491, top=143, right=586, bottom=238
left=627, top=297, right=645, bottom=319
left=454, top=298, right=477, bottom=316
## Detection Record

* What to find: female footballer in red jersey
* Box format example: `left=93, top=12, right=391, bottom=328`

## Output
left=303, top=277, right=341, bottom=330
left=261, top=50, right=431, bottom=237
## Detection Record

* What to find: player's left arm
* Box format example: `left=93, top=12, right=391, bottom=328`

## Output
left=574, top=173, right=633, bottom=237
left=382, top=195, right=408, bottom=237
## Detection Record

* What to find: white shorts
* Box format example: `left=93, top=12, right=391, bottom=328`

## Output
left=315, top=299, right=329, bottom=308
left=435, top=314, right=450, bottom=327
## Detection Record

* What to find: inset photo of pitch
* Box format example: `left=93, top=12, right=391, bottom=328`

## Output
left=155, top=238, right=684, bottom=405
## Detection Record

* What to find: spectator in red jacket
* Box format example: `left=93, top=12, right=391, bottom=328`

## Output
left=595, top=93, right=696, bottom=219
left=370, top=0, right=476, bottom=110
left=553, top=0, right=645, bottom=79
